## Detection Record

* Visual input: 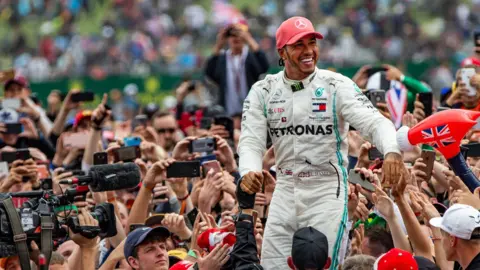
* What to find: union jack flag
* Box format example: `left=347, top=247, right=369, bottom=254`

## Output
left=421, top=124, right=456, bottom=149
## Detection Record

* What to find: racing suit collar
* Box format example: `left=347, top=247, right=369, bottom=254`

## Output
left=283, top=67, right=318, bottom=92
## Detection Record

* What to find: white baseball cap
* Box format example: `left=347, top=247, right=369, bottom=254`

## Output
left=430, top=204, right=480, bottom=240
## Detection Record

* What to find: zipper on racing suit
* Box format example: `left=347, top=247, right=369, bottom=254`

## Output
left=305, top=159, right=341, bottom=198
left=329, top=161, right=341, bottom=198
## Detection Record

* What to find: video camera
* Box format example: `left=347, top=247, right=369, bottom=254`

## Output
left=0, top=162, right=140, bottom=259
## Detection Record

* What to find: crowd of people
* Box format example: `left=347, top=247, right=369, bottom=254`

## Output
left=1, top=2, right=480, bottom=270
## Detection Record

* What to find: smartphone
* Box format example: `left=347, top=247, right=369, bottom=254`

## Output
left=368, top=147, right=384, bottom=160
left=464, top=143, right=480, bottom=158
left=70, top=92, right=95, bottom=102
left=366, top=67, right=387, bottom=77
left=186, top=208, right=199, bottom=228
left=1, top=98, right=21, bottom=110
left=66, top=169, right=86, bottom=176
left=368, top=90, right=386, bottom=107
left=0, top=69, right=15, bottom=82
left=202, top=160, right=222, bottom=178
left=166, top=161, right=201, bottom=178
left=124, top=136, right=141, bottom=147
left=195, top=154, right=217, bottom=165
left=63, top=132, right=89, bottom=149
left=93, top=152, right=108, bottom=165
left=3, top=123, right=23, bottom=134
left=113, top=146, right=141, bottom=162
left=214, top=116, right=234, bottom=139
left=421, top=150, right=435, bottom=181
left=129, top=224, right=147, bottom=232
left=0, top=149, right=31, bottom=163
left=200, top=117, right=213, bottom=130
left=418, top=92, right=433, bottom=117
left=461, top=68, right=476, bottom=96
left=145, top=214, right=166, bottom=227
left=189, top=137, right=216, bottom=153
left=437, top=107, right=451, bottom=112
left=37, top=165, right=49, bottom=179
left=132, top=114, right=148, bottom=129
left=348, top=169, right=375, bottom=192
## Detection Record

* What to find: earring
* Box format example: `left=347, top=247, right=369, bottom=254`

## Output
left=279, top=58, right=285, bottom=66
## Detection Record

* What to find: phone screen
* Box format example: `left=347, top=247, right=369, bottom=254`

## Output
left=461, top=68, right=476, bottom=96
left=418, top=92, right=433, bottom=117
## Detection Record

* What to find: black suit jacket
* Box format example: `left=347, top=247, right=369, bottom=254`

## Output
left=205, top=50, right=270, bottom=109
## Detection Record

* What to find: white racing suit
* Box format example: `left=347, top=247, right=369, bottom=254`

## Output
left=238, top=67, right=400, bottom=269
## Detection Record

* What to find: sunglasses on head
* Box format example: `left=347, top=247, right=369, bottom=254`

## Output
left=156, top=128, right=175, bottom=134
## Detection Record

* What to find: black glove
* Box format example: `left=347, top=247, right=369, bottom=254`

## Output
left=236, top=177, right=256, bottom=209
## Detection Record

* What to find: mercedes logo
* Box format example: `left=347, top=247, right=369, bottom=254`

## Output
left=295, top=19, right=307, bottom=29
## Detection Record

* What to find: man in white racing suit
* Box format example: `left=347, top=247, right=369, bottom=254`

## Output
left=237, top=16, right=404, bottom=270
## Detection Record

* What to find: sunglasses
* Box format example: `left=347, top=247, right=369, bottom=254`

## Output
left=156, top=128, right=175, bottom=134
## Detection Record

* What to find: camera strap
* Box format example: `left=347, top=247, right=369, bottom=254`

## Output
left=1, top=197, right=31, bottom=270
left=40, top=216, right=54, bottom=266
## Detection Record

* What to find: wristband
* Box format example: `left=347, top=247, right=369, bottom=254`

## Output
left=187, top=249, right=197, bottom=259
left=178, top=193, right=190, bottom=201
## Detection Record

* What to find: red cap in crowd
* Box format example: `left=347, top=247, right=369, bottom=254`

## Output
left=461, top=57, right=480, bottom=67
left=374, top=248, right=418, bottom=270
left=276, top=16, right=323, bottom=49
left=73, top=110, right=92, bottom=127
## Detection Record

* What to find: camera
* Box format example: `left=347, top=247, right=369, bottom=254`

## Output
left=189, top=137, right=216, bottom=153
left=0, top=188, right=117, bottom=258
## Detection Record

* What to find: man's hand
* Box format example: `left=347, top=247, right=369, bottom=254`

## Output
left=356, top=141, right=373, bottom=168
left=383, top=64, right=404, bottom=81
left=352, top=65, right=371, bottom=89
left=192, top=244, right=230, bottom=270
left=161, top=213, right=192, bottom=240
left=209, top=125, right=229, bottom=139
left=372, top=184, right=395, bottom=221
left=214, top=136, right=236, bottom=172
left=240, top=171, right=264, bottom=195
left=18, top=117, right=39, bottom=139
left=151, top=183, right=169, bottom=205
left=143, top=159, right=175, bottom=190
left=392, top=166, right=408, bottom=199
left=172, top=137, right=196, bottom=160
left=347, top=184, right=360, bottom=220
left=91, top=94, right=111, bottom=128
left=68, top=208, right=99, bottom=248
left=262, top=170, right=276, bottom=204
left=349, top=224, right=365, bottom=256
left=382, top=152, right=404, bottom=188
left=413, top=95, right=426, bottom=122
left=412, top=158, right=431, bottom=183
left=376, top=102, right=392, bottom=120
left=214, top=28, right=228, bottom=54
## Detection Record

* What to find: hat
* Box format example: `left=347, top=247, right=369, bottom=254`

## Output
left=374, top=248, right=418, bottom=270
left=4, top=74, right=29, bottom=90
left=291, top=227, right=329, bottom=269
left=429, top=204, right=480, bottom=240
left=168, top=249, right=188, bottom=266
left=124, top=226, right=170, bottom=260
left=414, top=256, right=440, bottom=270
left=169, top=260, right=194, bottom=270
left=276, top=16, right=323, bottom=49
left=461, top=57, right=480, bottom=67
left=197, top=228, right=236, bottom=252
left=0, top=108, right=19, bottom=124
left=145, top=214, right=165, bottom=228
left=73, top=110, right=92, bottom=127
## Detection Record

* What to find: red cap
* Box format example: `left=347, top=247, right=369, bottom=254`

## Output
left=276, top=16, right=323, bottom=49
left=73, top=110, right=92, bottom=127
left=4, top=74, right=29, bottom=89
left=374, top=248, right=418, bottom=270
left=461, top=57, right=480, bottom=67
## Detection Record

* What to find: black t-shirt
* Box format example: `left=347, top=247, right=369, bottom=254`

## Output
left=465, top=252, right=480, bottom=270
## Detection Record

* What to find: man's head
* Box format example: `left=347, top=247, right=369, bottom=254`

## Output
left=0, top=256, right=20, bottom=270
left=124, top=226, right=171, bottom=270
left=226, top=22, right=248, bottom=54
left=152, top=111, right=178, bottom=151
left=4, top=74, right=29, bottom=99
left=342, top=255, right=376, bottom=270
left=49, top=251, right=69, bottom=270
left=57, top=240, right=76, bottom=260
left=430, top=204, right=480, bottom=262
left=276, top=17, right=323, bottom=80
left=362, top=226, right=394, bottom=258
left=288, top=227, right=331, bottom=270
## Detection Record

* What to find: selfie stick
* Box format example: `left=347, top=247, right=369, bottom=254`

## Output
left=397, top=109, right=480, bottom=192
